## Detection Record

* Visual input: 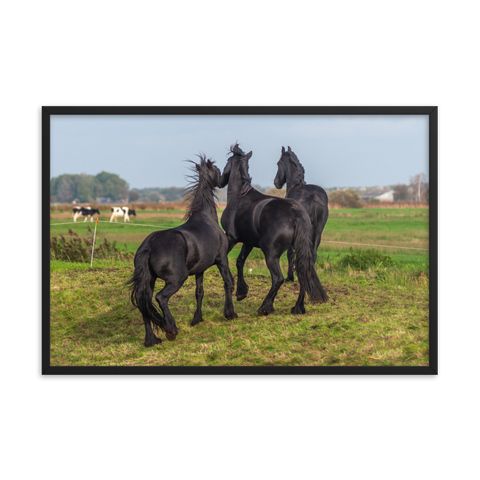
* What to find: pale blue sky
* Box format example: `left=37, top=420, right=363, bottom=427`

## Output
left=50, top=115, right=428, bottom=189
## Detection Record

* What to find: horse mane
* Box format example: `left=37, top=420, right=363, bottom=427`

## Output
left=229, top=143, right=245, bottom=156
left=183, top=154, right=218, bottom=221
left=285, top=150, right=306, bottom=185
left=228, top=143, right=253, bottom=196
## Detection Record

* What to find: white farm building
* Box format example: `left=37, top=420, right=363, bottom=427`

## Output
left=375, top=190, right=395, bottom=202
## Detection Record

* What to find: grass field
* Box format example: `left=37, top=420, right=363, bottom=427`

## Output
left=49, top=207, right=430, bottom=366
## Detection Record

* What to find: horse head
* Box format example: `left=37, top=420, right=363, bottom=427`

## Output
left=220, top=144, right=253, bottom=194
left=274, top=146, right=288, bottom=189
left=274, top=146, right=305, bottom=189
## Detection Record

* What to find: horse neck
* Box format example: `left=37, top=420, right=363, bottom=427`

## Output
left=285, top=158, right=305, bottom=194
left=186, top=183, right=218, bottom=222
left=190, top=203, right=217, bottom=223
left=226, top=164, right=251, bottom=202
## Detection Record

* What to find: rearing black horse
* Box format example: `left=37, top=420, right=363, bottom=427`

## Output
left=274, top=146, right=329, bottom=282
left=220, top=144, right=328, bottom=316
left=127, top=156, right=237, bottom=346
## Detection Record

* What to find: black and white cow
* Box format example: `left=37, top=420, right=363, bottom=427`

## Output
left=73, top=206, right=100, bottom=222
left=110, top=206, right=136, bottom=223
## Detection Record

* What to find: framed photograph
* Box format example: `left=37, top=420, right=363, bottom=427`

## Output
left=43, top=106, right=437, bottom=374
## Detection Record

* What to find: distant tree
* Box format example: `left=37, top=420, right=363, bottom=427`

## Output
left=95, top=171, right=129, bottom=200
left=149, top=191, right=161, bottom=202
left=76, top=174, right=96, bottom=202
left=94, top=183, right=105, bottom=198
left=265, top=187, right=286, bottom=198
left=50, top=195, right=58, bottom=203
left=57, top=177, right=74, bottom=203
left=129, top=190, right=140, bottom=202
left=328, top=189, right=364, bottom=208
left=410, top=173, right=425, bottom=202
left=119, top=186, right=129, bottom=201
left=393, top=184, right=409, bottom=201
left=159, top=187, right=186, bottom=201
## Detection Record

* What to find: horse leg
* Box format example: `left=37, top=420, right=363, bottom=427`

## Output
left=144, top=278, right=163, bottom=347
left=236, top=244, right=253, bottom=301
left=190, top=273, right=205, bottom=326
left=291, top=286, right=306, bottom=315
left=216, top=257, right=238, bottom=320
left=258, top=253, right=284, bottom=316
left=155, top=272, right=188, bottom=341
left=285, top=247, right=295, bottom=282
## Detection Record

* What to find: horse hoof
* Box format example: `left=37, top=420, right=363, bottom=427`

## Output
left=285, top=277, right=295, bottom=282
left=190, top=317, right=204, bottom=326
left=144, top=336, right=162, bottom=347
left=236, top=293, right=248, bottom=301
left=291, top=306, right=306, bottom=315
left=225, top=312, right=238, bottom=320
left=258, top=307, right=274, bottom=316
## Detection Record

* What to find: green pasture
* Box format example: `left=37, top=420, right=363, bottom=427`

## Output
left=50, top=208, right=429, bottom=268
left=49, top=208, right=430, bottom=367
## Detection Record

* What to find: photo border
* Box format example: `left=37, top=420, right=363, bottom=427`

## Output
left=42, top=106, right=438, bottom=375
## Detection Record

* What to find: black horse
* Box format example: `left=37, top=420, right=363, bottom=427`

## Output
left=127, top=156, right=237, bottom=346
left=220, top=144, right=328, bottom=316
left=274, top=146, right=329, bottom=282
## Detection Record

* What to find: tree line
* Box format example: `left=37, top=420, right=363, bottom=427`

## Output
left=51, top=171, right=428, bottom=206
left=50, top=172, right=267, bottom=204
left=50, top=172, right=130, bottom=203
left=392, top=174, right=429, bottom=202
left=50, top=172, right=191, bottom=204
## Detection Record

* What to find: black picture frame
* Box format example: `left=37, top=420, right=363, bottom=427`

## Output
left=43, top=106, right=438, bottom=375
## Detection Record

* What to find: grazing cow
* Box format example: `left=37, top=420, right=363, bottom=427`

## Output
left=110, top=206, right=136, bottom=222
left=72, top=206, right=84, bottom=221
left=73, top=206, right=100, bottom=222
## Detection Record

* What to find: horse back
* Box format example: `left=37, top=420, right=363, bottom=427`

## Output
left=288, top=184, right=328, bottom=232
left=176, top=215, right=227, bottom=274
left=223, top=189, right=302, bottom=246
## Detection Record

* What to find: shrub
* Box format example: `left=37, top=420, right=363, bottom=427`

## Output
left=339, top=247, right=396, bottom=270
left=50, top=228, right=133, bottom=262
left=328, top=189, right=364, bottom=208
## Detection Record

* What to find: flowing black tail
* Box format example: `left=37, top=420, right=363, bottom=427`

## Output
left=126, top=249, right=165, bottom=330
left=292, top=211, right=329, bottom=304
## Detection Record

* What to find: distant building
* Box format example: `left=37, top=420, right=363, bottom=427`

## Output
left=359, top=194, right=378, bottom=201
left=375, top=190, right=395, bottom=202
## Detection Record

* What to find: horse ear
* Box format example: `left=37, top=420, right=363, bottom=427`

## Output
left=246, top=151, right=253, bottom=160
left=206, top=159, right=213, bottom=168
left=195, top=164, right=201, bottom=171
left=288, top=146, right=291, bottom=152
left=281, top=146, right=285, bottom=154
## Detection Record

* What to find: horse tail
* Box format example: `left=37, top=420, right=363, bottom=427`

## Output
left=292, top=210, right=329, bottom=304
left=126, top=249, right=165, bottom=330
